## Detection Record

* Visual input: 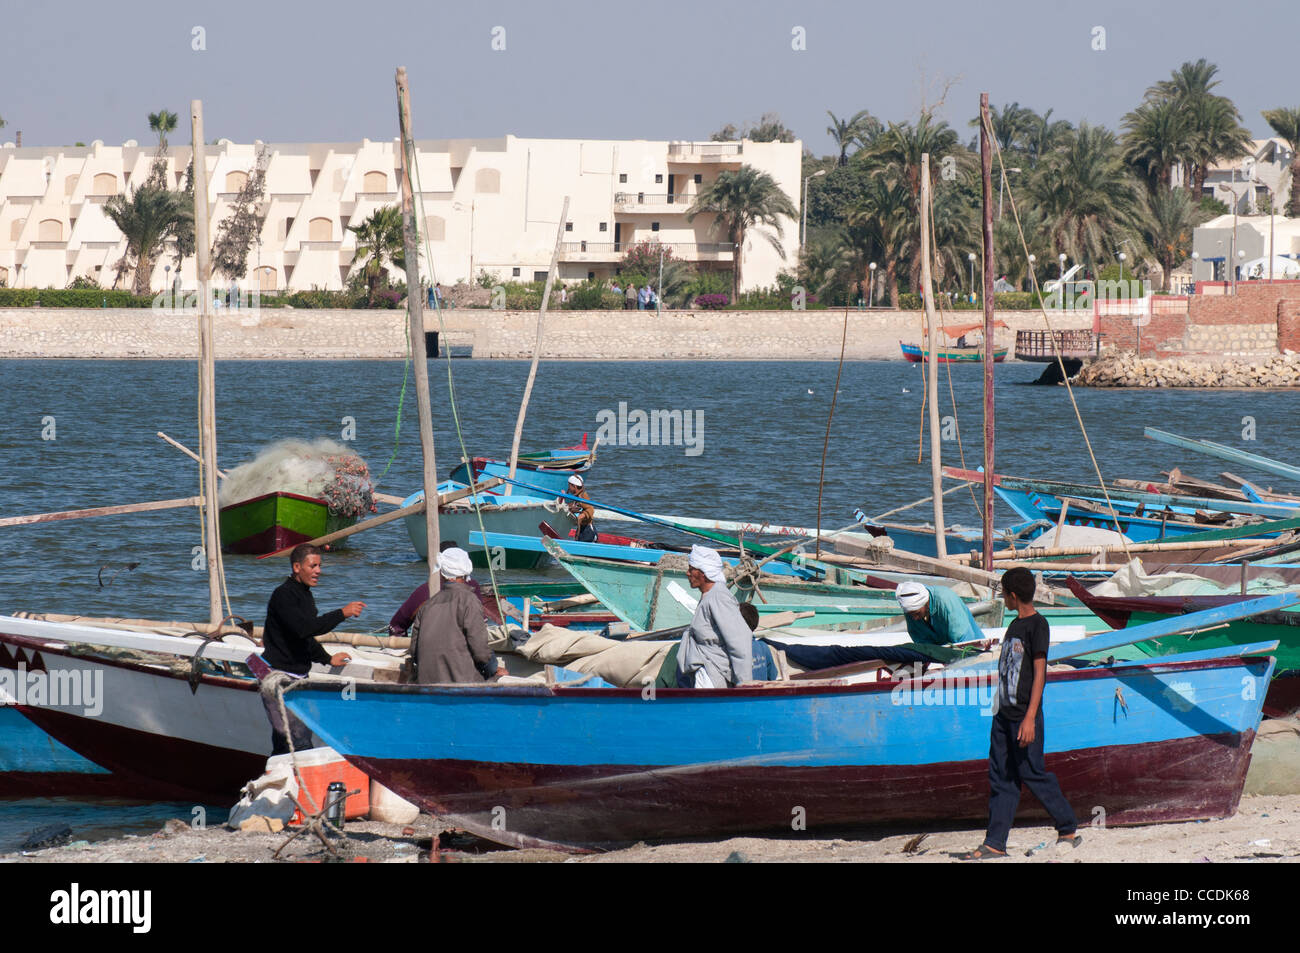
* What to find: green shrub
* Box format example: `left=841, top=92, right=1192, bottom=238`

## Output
left=0, top=288, right=154, bottom=307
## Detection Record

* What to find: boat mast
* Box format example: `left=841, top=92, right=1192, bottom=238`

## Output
left=920, top=153, right=947, bottom=558
left=395, top=68, right=441, bottom=592
left=979, top=93, right=996, bottom=571
left=191, top=100, right=223, bottom=626
left=506, top=195, right=570, bottom=494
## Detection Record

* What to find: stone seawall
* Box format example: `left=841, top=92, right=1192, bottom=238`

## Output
left=0, top=308, right=1091, bottom=361
left=1075, top=351, right=1300, bottom=387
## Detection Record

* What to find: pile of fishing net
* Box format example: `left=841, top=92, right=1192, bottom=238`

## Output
left=219, top=439, right=377, bottom=519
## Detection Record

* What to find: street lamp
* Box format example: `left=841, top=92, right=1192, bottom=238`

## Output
left=868, top=261, right=877, bottom=309
left=802, top=169, right=827, bottom=248
left=1118, top=251, right=1127, bottom=284
left=1219, top=182, right=1243, bottom=295
left=164, top=264, right=171, bottom=302
left=967, top=251, right=976, bottom=302
left=1249, top=174, right=1275, bottom=281
left=1190, top=251, right=1199, bottom=293
left=1027, top=253, right=1036, bottom=292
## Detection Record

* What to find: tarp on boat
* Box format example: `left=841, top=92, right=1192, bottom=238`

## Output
left=516, top=624, right=671, bottom=687
left=1089, top=558, right=1250, bottom=598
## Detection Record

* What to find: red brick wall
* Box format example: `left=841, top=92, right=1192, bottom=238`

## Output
left=1188, top=282, right=1300, bottom=326
left=1096, top=311, right=1188, bottom=357
left=1278, top=301, right=1300, bottom=353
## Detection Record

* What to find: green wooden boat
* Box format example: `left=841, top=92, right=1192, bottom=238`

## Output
left=1067, top=579, right=1300, bottom=716
left=547, top=546, right=1103, bottom=634
left=218, top=491, right=356, bottom=556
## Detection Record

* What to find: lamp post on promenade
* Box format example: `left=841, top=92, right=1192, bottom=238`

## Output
left=801, top=169, right=826, bottom=249
left=867, top=261, right=876, bottom=309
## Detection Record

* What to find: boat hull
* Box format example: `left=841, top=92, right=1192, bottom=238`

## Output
left=0, top=633, right=267, bottom=802
left=289, top=653, right=1272, bottom=848
left=219, top=491, right=355, bottom=556
left=900, top=342, right=1008, bottom=363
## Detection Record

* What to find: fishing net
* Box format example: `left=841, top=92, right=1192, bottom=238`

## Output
left=218, top=439, right=377, bottom=520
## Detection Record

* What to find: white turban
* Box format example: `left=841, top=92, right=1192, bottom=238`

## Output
left=688, top=544, right=727, bottom=584
left=568, top=474, right=584, bottom=488
left=896, top=582, right=930, bottom=612
left=436, top=546, right=473, bottom=579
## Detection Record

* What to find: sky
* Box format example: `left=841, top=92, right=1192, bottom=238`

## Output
left=3, top=0, right=1297, bottom=152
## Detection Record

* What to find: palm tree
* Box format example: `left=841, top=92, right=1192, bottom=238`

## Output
left=826, top=110, right=881, bottom=166
left=847, top=176, right=912, bottom=307
left=1143, top=61, right=1249, bottom=196
left=969, top=102, right=1034, bottom=155
left=1028, top=123, right=1141, bottom=269
left=348, top=205, right=406, bottom=305
left=1021, top=109, right=1072, bottom=168
left=1122, top=99, right=1193, bottom=194
left=798, top=230, right=855, bottom=299
left=1262, top=107, right=1300, bottom=217
left=685, top=165, right=797, bottom=301
left=148, top=110, right=178, bottom=154
left=102, top=185, right=188, bottom=294
left=1139, top=188, right=1206, bottom=291
left=866, top=112, right=970, bottom=202
left=1185, top=96, right=1252, bottom=196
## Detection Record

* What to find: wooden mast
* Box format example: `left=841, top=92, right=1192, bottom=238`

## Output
left=395, top=67, right=441, bottom=591
left=190, top=100, right=223, bottom=626
left=979, top=93, right=996, bottom=571
left=920, top=153, right=947, bottom=558
left=506, top=195, right=570, bottom=494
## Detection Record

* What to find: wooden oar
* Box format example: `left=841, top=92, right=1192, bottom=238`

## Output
left=0, top=496, right=202, bottom=528
left=258, top=477, right=504, bottom=558
left=157, top=430, right=406, bottom=506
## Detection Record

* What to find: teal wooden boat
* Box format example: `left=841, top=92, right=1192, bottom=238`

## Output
left=545, top=543, right=1102, bottom=634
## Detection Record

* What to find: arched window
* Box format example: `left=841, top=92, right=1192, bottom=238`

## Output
left=225, top=170, right=248, bottom=193
left=475, top=168, right=500, bottom=194
left=308, top=217, right=333, bottom=241
left=363, top=170, right=388, bottom=192
left=10, top=219, right=26, bottom=241
left=259, top=266, right=277, bottom=291
left=92, top=173, right=117, bottom=195
left=39, top=219, right=63, bottom=242
left=424, top=216, right=446, bottom=241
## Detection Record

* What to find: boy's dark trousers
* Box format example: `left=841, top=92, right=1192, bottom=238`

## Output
left=985, top=710, right=1077, bottom=852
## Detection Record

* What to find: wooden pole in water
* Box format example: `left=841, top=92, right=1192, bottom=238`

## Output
left=920, top=153, right=947, bottom=558
left=395, top=67, right=440, bottom=592
left=506, top=195, right=570, bottom=495
left=979, top=93, right=996, bottom=573
left=191, top=100, right=223, bottom=626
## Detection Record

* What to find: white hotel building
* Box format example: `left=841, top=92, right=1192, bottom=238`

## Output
left=0, top=136, right=802, bottom=294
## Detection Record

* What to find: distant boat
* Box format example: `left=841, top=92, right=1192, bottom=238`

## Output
left=219, top=491, right=357, bottom=555
left=899, top=341, right=1008, bottom=363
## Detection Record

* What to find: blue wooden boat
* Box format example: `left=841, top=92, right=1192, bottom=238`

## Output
left=448, top=436, right=597, bottom=501
left=285, top=597, right=1290, bottom=849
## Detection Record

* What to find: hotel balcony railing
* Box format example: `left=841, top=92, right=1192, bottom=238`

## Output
left=558, top=241, right=735, bottom=261
left=667, top=142, right=742, bottom=160
left=613, top=192, right=699, bottom=211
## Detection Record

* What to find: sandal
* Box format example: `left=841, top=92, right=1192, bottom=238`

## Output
left=963, top=843, right=1007, bottom=860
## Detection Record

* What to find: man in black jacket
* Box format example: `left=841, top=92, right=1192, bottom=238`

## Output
left=260, top=544, right=365, bottom=754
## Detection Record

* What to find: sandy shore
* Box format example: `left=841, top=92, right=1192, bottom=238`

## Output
left=5, top=794, right=1297, bottom=864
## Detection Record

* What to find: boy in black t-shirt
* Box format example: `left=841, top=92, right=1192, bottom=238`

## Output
left=964, top=567, right=1080, bottom=859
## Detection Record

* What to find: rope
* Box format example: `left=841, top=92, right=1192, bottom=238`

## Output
left=815, top=309, right=850, bottom=558
left=981, top=110, right=1133, bottom=563
left=377, top=318, right=411, bottom=481
left=264, top=673, right=351, bottom=859
left=195, top=361, right=233, bottom=623
left=397, top=94, right=509, bottom=626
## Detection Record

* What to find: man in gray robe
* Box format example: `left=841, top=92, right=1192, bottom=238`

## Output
left=676, top=545, right=753, bottom=688
left=408, top=547, right=506, bottom=683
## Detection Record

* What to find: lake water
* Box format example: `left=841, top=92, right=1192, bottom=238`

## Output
left=1, top=357, right=1296, bottom=845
